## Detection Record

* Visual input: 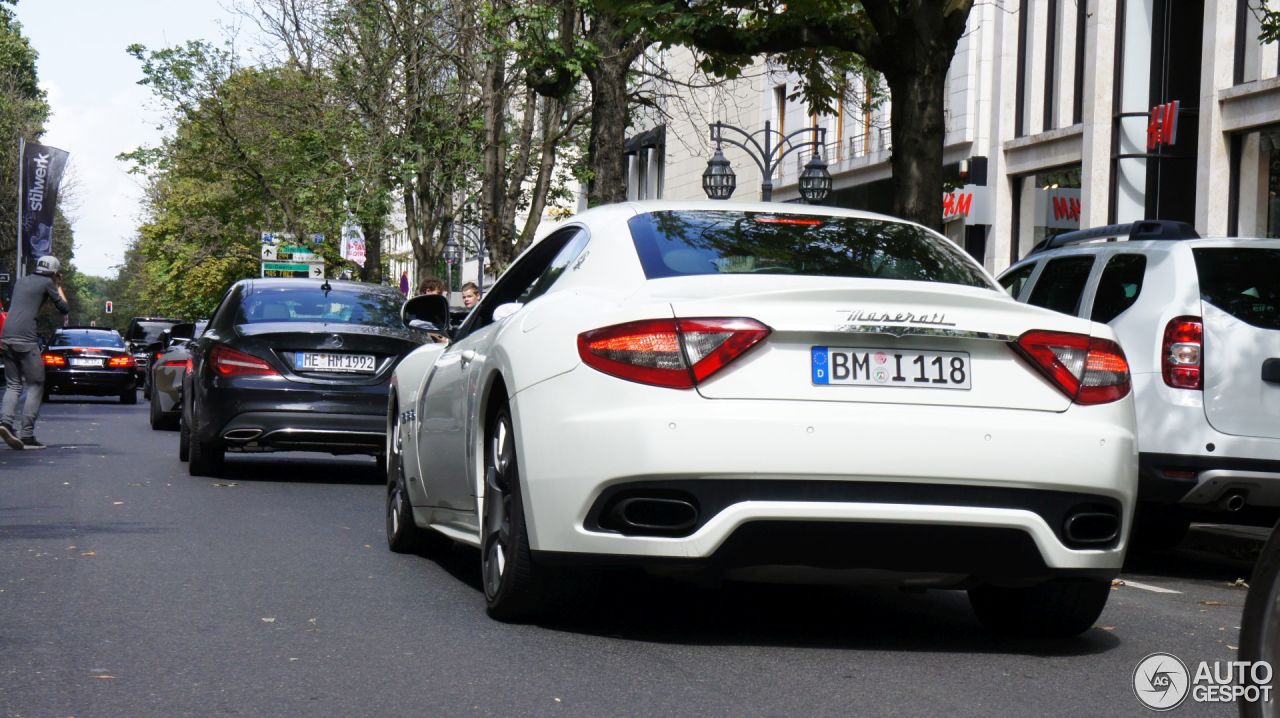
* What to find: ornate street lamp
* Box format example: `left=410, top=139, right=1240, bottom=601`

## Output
left=443, top=236, right=461, bottom=295
left=798, top=153, right=833, bottom=203
left=701, top=121, right=830, bottom=203
left=702, top=147, right=737, bottom=200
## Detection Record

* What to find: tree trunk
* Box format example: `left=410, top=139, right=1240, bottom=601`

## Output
left=884, top=61, right=949, bottom=231
left=584, top=12, right=640, bottom=207
left=519, top=96, right=563, bottom=247
left=480, top=50, right=510, bottom=265
left=360, top=218, right=382, bottom=284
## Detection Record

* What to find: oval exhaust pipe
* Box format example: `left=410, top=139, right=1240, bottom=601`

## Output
left=613, top=497, right=699, bottom=534
left=1218, top=490, right=1247, bottom=512
left=1063, top=511, right=1120, bottom=545
left=223, top=428, right=263, bottom=443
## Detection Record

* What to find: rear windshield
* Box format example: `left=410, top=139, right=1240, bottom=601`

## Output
left=628, top=211, right=994, bottom=289
left=237, top=286, right=403, bottom=326
left=130, top=321, right=180, bottom=342
left=1193, top=248, right=1280, bottom=330
left=53, top=332, right=124, bottom=348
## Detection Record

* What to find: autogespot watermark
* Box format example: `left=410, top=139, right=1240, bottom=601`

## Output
left=1133, top=652, right=1273, bottom=711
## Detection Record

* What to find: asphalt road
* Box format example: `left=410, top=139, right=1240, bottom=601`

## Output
left=0, top=395, right=1266, bottom=717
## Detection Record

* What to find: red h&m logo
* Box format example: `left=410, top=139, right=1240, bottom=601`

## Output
left=1147, top=101, right=1180, bottom=150
left=1052, top=196, right=1081, bottom=222
left=942, top=191, right=974, bottom=218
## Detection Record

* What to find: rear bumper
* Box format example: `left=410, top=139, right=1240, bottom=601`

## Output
left=195, top=380, right=388, bottom=455
left=1140, top=452, right=1280, bottom=508
left=511, top=366, right=1138, bottom=579
left=46, top=370, right=134, bottom=395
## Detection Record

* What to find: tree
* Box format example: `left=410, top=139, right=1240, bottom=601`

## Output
left=608, top=0, right=975, bottom=230
left=0, top=0, right=50, bottom=279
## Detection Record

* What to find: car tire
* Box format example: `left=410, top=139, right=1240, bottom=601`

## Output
left=149, top=388, right=163, bottom=429
left=385, top=400, right=450, bottom=556
left=1132, top=505, right=1191, bottom=551
left=968, top=578, right=1111, bottom=638
left=481, top=404, right=565, bottom=622
left=188, top=417, right=223, bottom=477
left=143, top=375, right=151, bottom=400
left=1239, top=521, right=1280, bottom=718
left=120, top=387, right=137, bottom=405
left=178, top=418, right=190, bottom=462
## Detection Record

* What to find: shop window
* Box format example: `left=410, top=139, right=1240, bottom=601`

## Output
left=1090, top=254, right=1147, bottom=322
left=1012, top=166, right=1083, bottom=260
left=1027, top=256, right=1094, bottom=316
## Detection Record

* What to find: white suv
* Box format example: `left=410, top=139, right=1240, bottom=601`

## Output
left=999, top=221, right=1280, bottom=546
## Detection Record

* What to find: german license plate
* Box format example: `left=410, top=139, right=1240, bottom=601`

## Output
left=70, top=357, right=104, bottom=368
left=294, top=352, right=376, bottom=373
left=811, top=346, right=971, bottom=389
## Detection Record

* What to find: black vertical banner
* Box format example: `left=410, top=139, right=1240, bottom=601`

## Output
left=19, top=141, right=69, bottom=272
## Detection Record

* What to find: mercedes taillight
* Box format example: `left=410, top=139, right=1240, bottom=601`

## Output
left=577, top=318, right=771, bottom=389
left=209, top=345, right=277, bottom=377
left=1013, top=330, right=1131, bottom=405
left=1161, top=316, right=1202, bottom=390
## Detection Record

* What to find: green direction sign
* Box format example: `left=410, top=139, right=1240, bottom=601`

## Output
left=261, top=261, right=325, bottom=279
left=261, top=244, right=319, bottom=262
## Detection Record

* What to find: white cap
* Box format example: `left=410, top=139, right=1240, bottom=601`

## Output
left=34, top=255, right=60, bottom=275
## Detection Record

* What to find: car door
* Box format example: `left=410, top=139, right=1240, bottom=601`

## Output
left=417, top=226, right=588, bottom=511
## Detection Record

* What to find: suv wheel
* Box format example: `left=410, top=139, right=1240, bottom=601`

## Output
left=969, top=578, right=1111, bottom=637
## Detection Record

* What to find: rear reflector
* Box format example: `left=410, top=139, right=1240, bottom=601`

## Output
left=1013, top=330, right=1131, bottom=405
left=210, top=345, right=277, bottom=377
left=1161, top=316, right=1202, bottom=390
left=578, top=318, right=771, bottom=389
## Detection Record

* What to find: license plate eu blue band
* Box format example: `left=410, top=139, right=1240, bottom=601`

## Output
left=811, top=346, right=972, bottom=389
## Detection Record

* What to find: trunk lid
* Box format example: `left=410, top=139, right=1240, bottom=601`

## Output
left=1194, top=246, right=1280, bottom=439
left=647, top=276, right=1096, bottom=412
left=233, top=322, right=422, bottom=385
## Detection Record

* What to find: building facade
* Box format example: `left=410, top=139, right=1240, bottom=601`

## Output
left=637, top=0, right=1280, bottom=274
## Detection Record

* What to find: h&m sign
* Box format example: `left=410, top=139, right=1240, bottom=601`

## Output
left=1147, top=101, right=1180, bottom=150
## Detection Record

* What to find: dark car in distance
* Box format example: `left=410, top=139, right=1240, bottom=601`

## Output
left=42, top=327, right=137, bottom=403
left=181, top=279, right=431, bottom=476
left=125, top=316, right=183, bottom=381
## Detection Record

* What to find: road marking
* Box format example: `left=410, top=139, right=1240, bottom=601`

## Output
left=1120, top=579, right=1182, bottom=594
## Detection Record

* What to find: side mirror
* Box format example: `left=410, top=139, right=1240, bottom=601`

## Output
left=403, top=294, right=451, bottom=336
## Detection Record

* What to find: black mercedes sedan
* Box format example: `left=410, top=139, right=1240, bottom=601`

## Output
left=42, top=327, right=137, bottom=403
left=181, top=278, right=431, bottom=476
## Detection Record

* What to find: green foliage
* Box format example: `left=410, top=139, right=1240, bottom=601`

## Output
left=1261, top=2, right=1280, bottom=44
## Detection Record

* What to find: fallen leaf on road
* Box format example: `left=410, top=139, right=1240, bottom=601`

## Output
left=111, top=502, right=124, bottom=506
left=211, top=482, right=238, bottom=488
left=1229, top=578, right=1249, bottom=588
left=92, top=675, right=114, bottom=680
left=1200, top=600, right=1226, bottom=606
left=1100, top=626, right=1116, bottom=631
left=289, top=658, right=298, bottom=662
left=261, top=617, right=276, bottom=623
left=308, top=618, right=317, bottom=624
left=1111, top=579, right=1125, bottom=589
left=1228, top=645, right=1238, bottom=651
left=363, top=544, right=372, bottom=549
left=80, top=552, right=96, bottom=556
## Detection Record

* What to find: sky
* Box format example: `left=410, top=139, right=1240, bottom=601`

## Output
left=14, top=0, right=251, bottom=277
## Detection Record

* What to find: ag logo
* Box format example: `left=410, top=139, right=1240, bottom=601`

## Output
left=1133, top=652, right=1190, bottom=711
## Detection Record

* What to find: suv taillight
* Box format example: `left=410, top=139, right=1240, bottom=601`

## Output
left=1014, top=330, right=1131, bottom=405
left=210, top=345, right=277, bottom=377
left=577, top=318, right=771, bottom=389
left=1162, top=316, right=1202, bottom=390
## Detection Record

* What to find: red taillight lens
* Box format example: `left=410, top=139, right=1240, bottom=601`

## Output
left=1162, top=316, right=1202, bottom=390
left=209, top=345, right=277, bottom=377
left=108, top=356, right=135, bottom=368
left=185, top=357, right=194, bottom=373
left=154, top=352, right=164, bottom=362
left=42, top=353, right=65, bottom=367
left=161, top=358, right=188, bottom=368
left=1014, top=330, right=1131, bottom=405
left=577, top=318, right=771, bottom=389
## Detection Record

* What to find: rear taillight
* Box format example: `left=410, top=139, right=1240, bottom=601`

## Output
left=210, top=345, right=277, bottom=377
left=185, top=357, right=194, bottom=373
left=161, top=358, right=188, bottom=368
left=42, top=353, right=65, bottom=367
left=1014, top=330, right=1131, bottom=405
left=108, top=356, right=135, bottom=368
left=1162, top=316, right=1202, bottom=390
left=577, top=318, right=771, bottom=389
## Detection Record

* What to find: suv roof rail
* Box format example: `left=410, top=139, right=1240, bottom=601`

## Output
left=1033, top=220, right=1200, bottom=253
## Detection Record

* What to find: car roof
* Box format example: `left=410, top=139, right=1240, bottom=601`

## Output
left=1006, top=236, right=1280, bottom=270
left=237, top=277, right=399, bottom=293
left=58, top=326, right=120, bottom=333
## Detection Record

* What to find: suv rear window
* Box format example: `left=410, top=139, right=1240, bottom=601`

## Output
left=129, top=320, right=180, bottom=343
left=1027, top=256, right=1094, bottom=316
left=1194, top=248, right=1280, bottom=330
left=1090, top=254, right=1146, bottom=323
left=628, top=211, right=993, bottom=289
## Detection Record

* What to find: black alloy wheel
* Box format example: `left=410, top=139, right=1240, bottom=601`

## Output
left=386, top=398, right=448, bottom=556
left=187, top=410, right=224, bottom=477
left=481, top=404, right=562, bottom=622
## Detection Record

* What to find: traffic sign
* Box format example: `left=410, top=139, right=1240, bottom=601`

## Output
left=261, top=261, right=325, bottom=279
left=263, top=244, right=319, bottom=262
left=105, top=300, right=113, bottom=314
left=311, top=233, right=325, bottom=244
left=0, top=272, right=10, bottom=283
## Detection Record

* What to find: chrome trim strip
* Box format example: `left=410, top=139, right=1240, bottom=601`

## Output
left=834, top=325, right=1018, bottom=341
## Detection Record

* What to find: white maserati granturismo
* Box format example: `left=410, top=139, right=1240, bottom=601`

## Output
left=386, top=200, right=1138, bottom=636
